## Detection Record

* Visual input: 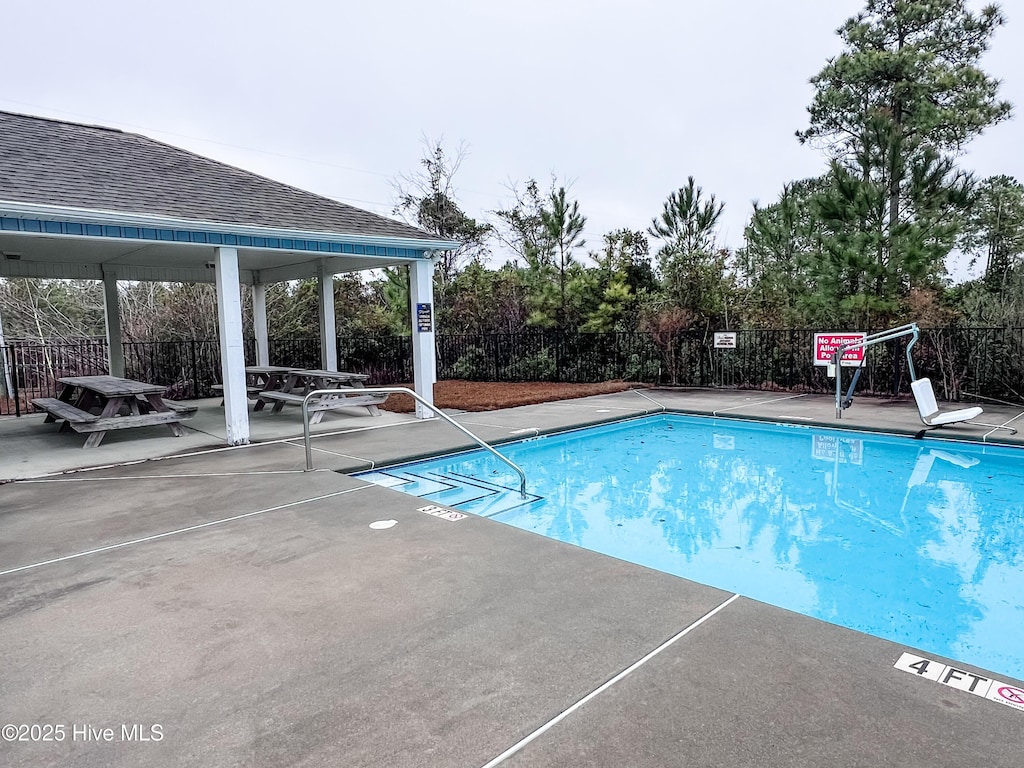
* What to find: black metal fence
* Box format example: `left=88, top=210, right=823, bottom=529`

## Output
left=3, top=328, right=1023, bottom=416
left=436, top=328, right=1024, bottom=402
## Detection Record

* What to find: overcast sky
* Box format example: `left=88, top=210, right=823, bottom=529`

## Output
left=3, top=0, right=1022, bottom=279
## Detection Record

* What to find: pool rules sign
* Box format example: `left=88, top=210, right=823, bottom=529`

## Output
left=416, top=303, right=433, bottom=332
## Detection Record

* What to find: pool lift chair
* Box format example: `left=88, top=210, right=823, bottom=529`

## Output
left=909, top=377, right=1017, bottom=435
left=832, top=322, right=1017, bottom=435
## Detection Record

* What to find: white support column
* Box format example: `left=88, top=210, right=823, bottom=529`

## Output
left=317, top=260, right=337, bottom=370
left=101, top=267, right=125, bottom=377
left=215, top=247, right=250, bottom=445
left=409, top=258, right=437, bottom=419
left=251, top=282, right=269, bottom=367
left=0, top=305, right=12, bottom=397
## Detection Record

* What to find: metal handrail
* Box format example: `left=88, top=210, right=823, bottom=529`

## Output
left=301, top=386, right=528, bottom=498
left=833, top=323, right=920, bottom=418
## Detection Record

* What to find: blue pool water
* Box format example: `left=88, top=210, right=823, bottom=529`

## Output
left=359, top=414, right=1024, bottom=680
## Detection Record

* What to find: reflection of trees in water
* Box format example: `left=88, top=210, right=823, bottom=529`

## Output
left=976, top=500, right=1024, bottom=566
left=526, top=428, right=827, bottom=559
left=792, top=446, right=1023, bottom=651
left=511, top=441, right=614, bottom=544
left=455, top=418, right=1023, bottom=665
left=923, top=479, right=1024, bottom=580
left=649, top=449, right=823, bottom=563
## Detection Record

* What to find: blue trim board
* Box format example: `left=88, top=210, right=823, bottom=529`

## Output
left=0, top=217, right=427, bottom=259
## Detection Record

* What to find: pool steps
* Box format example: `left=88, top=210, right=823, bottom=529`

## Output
left=360, top=469, right=541, bottom=517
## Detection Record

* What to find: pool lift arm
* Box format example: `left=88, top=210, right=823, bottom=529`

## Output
left=834, top=323, right=919, bottom=419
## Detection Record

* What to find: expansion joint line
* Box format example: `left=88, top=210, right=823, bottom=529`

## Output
left=712, top=393, right=807, bottom=417
left=0, top=486, right=371, bottom=578
left=630, top=388, right=665, bottom=412
left=982, top=410, right=1024, bottom=442
left=21, top=470, right=321, bottom=483
left=477, top=593, right=741, bottom=768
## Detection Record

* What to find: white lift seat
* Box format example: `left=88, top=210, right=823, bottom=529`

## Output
left=910, top=378, right=1016, bottom=433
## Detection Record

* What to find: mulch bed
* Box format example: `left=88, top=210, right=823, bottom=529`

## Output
left=378, top=380, right=635, bottom=413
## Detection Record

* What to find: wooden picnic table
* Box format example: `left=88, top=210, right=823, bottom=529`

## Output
left=245, top=365, right=299, bottom=383
left=32, top=375, right=196, bottom=448
left=257, top=369, right=385, bottom=424
left=246, top=366, right=298, bottom=410
left=286, top=369, right=371, bottom=389
left=212, top=366, right=298, bottom=408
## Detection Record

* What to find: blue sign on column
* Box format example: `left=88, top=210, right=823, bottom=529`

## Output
left=416, top=303, right=433, bottom=332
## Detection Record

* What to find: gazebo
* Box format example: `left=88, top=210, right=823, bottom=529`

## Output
left=0, top=111, right=458, bottom=445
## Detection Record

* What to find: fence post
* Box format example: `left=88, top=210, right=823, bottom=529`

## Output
left=12, top=344, right=21, bottom=417
left=554, top=330, right=562, bottom=382
left=190, top=339, right=199, bottom=399
left=787, top=330, right=794, bottom=387
left=699, top=333, right=707, bottom=386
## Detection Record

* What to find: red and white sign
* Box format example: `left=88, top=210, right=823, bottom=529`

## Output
left=813, top=332, right=866, bottom=367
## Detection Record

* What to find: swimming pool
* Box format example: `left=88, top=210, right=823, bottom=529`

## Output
left=359, top=414, right=1024, bottom=680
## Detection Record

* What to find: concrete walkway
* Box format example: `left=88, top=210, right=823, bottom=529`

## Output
left=1, top=389, right=1022, bottom=766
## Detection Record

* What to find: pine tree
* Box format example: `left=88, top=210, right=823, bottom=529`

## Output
left=797, top=0, right=1010, bottom=315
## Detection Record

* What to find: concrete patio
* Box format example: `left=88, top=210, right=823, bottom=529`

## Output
left=4, top=387, right=1022, bottom=483
left=1, top=388, right=1022, bottom=767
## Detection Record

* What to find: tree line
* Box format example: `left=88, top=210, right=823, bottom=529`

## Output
left=2, top=0, right=1022, bottom=346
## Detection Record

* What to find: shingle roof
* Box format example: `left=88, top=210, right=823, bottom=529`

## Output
left=0, top=111, right=435, bottom=242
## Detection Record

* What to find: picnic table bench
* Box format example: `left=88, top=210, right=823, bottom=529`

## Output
left=32, top=375, right=196, bottom=448
left=212, top=366, right=298, bottom=409
left=210, top=383, right=264, bottom=399
left=257, top=369, right=387, bottom=424
left=31, top=397, right=99, bottom=425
